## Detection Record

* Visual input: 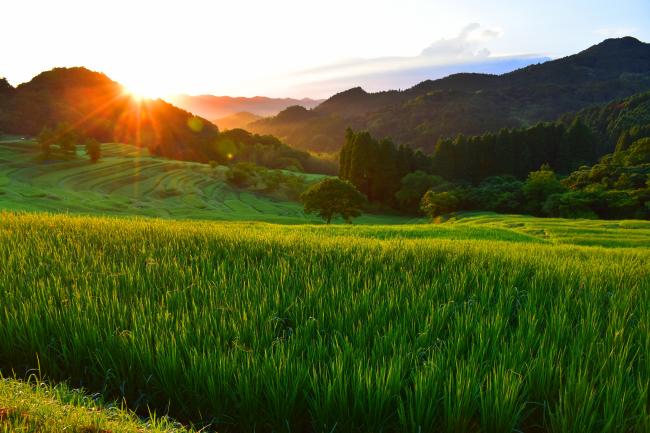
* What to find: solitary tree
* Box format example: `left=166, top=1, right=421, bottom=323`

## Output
left=85, top=138, right=101, bottom=163
left=300, top=178, right=365, bottom=224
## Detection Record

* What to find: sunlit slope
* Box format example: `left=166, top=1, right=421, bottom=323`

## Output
left=0, top=139, right=407, bottom=224
left=0, top=212, right=648, bottom=432
left=0, top=140, right=306, bottom=222
left=448, top=213, right=650, bottom=248
left=0, top=378, right=190, bottom=433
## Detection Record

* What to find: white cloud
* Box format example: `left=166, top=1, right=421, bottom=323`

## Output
left=420, top=23, right=496, bottom=59
left=286, top=24, right=545, bottom=97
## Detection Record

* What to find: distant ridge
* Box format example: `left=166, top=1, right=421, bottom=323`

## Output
left=248, top=37, right=650, bottom=153
left=166, top=94, right=324, bottom=119
left=213, top=111, right=262, bottom=131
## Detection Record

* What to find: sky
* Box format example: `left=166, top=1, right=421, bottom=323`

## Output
left=1, top=0, right=649, bottom=99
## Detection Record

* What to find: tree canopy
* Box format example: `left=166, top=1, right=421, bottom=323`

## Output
left=420, top=191, right=460, bottom=219
left=300, top=178, right=366, bottom=224
left=339, top=129, right=431, bottom=206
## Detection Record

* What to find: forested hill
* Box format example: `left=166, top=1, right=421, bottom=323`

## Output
left=248, top=37, right=650, bottom=153
left=0, top=67, right=336, bottom=174
left=0, top=67, right=219, bottom=161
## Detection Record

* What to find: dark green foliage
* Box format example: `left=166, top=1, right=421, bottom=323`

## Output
left=225, top=162, right=308, bottom=201
left=468, top=176, right=525, bottom=213
left=615, top=130, right=632, bottom=153
left=542, top=191, right=598, bottom=219
left=225, top=162, right=255, bottom=187
left=624, top=137, right=650, bottom=165
left=209, top=128, right=336, bottom=174
left=432, top=121, right=595, bottom=182
left=565, top=118, right=597, bottom=165
left=523, top=164, right=567, bottom=215
left=250, top=38, right=650, bottom=154
left=37, top=127, right=53, bottom=158
left=37, top=122, right=80, bottom=158
left=559, top=137, right=650, bottom=219
left=345, top=117, right=649, bottom=219
left=420, top=190, right=460, bottom=218
left=339, top=130, right=431, bottom=207
left=55, top=123, right=78, bottom=155
left=563, top=91, right=650, bottom=154
left=85, top=138, right=101, bottom=163
left=300, top=178, right=365, bottom=223
left=395, top=171, right=446, bottom=212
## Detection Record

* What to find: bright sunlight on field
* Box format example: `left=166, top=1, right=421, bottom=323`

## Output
left=0, top=139, right=410, bottom=225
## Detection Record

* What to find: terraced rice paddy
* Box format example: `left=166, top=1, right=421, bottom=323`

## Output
left=0, top=139, right=408, bottom=224
left=0, top=211, right=648, bottom=432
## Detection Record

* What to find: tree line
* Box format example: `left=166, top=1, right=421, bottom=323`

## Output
left=332, top=124, right=650, bottom=221
left=432, top=118, right=597, bottom=181
left=38, top=122, right=101, bottom=162
left=339, top=119, right=603, bottom=200
left=338, top=128, right=431, bottom=204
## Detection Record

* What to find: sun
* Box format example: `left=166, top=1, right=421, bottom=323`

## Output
left=120, top=79, right=168, bottom=101
left=122, top=85, right=156, bottom=102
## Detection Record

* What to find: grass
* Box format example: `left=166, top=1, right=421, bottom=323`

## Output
left=0, top=376, right=191, bottom=433
left=0, top=211, right=648, bottom=432
left=0, top=140, right=412, bottom=225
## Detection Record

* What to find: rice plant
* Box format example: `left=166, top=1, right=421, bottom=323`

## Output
left=0, top=211, right=648, bottom=432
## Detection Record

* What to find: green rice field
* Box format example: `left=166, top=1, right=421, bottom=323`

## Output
left=0, top=139, right=410, bottom=224
left=0, top=211, right=648, bottom=432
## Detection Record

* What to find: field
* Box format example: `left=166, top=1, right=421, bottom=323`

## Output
left=1, top=211, right=649, bottom=432
left=0, top=139, right=410, bottom=224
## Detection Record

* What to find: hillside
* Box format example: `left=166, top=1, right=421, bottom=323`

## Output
left=214, top=111, right=262, bottom=130
left=0, top=68, right=220, bottom=162
left=248, top=37, right=650, bottom=153
left=0, top=138, right=405, bottom=224
left=167, top=94, right=323, bottom=119
left=0, top=68, right=337, bottom=174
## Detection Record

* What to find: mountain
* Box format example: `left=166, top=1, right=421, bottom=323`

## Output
left=166, top=94, right=323, bottom=119
left=248, top=37, right=650, bottom=153
left=214, top=111, right=262, bottom=130
left=0, top=67, right=219, bottom=161
left=0, top=67, right=336, bottom=174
